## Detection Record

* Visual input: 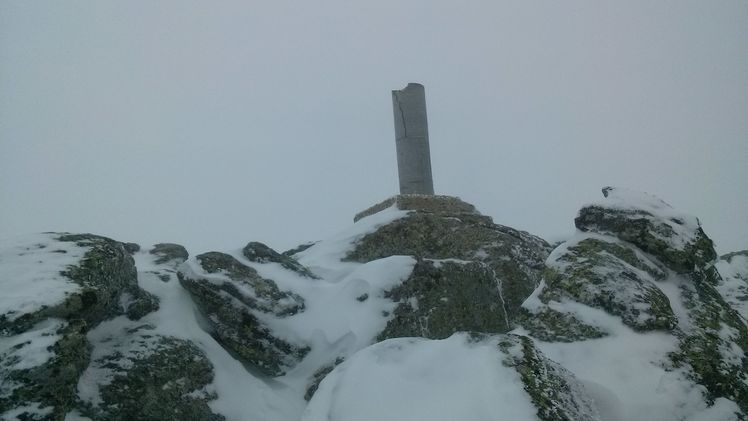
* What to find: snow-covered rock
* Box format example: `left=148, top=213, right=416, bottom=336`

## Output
left=346, top=195, right=551, bottom=329
left=716, top=250, right=748, bottom=319
left=522, top=187, right=748, bottom=418
left=302, top=333, right=600, bottom=421
left=1, top=190, right=746, bottom=421
left=178, top=251, right=310, bottom=376
left=0, top=233, right=158, bottom=420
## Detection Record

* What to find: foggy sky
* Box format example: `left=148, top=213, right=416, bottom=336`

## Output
left=1, top=1, right=747, bottom=255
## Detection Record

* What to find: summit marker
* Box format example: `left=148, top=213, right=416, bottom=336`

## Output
left=392, top=83, right=434, bottom=195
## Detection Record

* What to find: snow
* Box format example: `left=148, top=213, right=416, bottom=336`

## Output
left=301, top=334, right=538, bottom=421
left=0, top=318, right=65, bottom=372
left=1, top=402, right=53, bottom=421
left=715, top=253, right=748, bottom=320
left=582, top=187, right=702, bottom=250
left=1, top=318, right=67, bottom=401
left=74, top=206, right=416, bottom=421
left=293, top=205, right=410, bottom=281
left=519, top=213, right=741, bottom=420
left=0, top=233, right=89, bottom=321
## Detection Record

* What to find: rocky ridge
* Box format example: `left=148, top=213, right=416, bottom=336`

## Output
left=0, top=190, right=745, bottom=421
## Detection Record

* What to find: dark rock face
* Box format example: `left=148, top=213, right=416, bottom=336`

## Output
left=378, top=260, right=511, bottom=340
left=149, top=243, right=189, bottom=265
left=524, top=188, right=748, bottom=414
left=178, top=252, right=309, bottom=376
left=347, top=196, right=551, bottom=328
left=1, top=320, right=89, bottom=421
left=575, top=203, right=716, bottom=274
left=243, top=242, right=318, bottom=278
left=0, top=233, right=160, bottom=420
left=57, top=234, right=159, bottom=323
left=84, top=333, right=223, bottom=421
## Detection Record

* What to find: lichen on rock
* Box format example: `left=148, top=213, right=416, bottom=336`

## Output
left=178, top=251, right=309, bottom=376
left=377, top=259, right=512, bottom=341
left=347, top=195, right=550, bottom=328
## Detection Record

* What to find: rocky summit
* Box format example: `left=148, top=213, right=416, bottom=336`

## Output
left=0, top=189, right=746, bottom=421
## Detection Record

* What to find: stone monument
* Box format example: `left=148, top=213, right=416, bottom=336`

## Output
left=392, top=83, right=434, bottom=195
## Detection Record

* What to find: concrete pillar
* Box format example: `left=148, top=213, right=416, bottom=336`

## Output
left=392, top=83, right=434, bottom=195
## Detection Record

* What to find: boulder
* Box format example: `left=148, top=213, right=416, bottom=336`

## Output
left=178, top=252, right=309, bottom=376
left=302, top=333, right=600, bottom=421
left=575, top=187, right=717, bottom=274
left=243, top=242, right=318, bottom=278
left=0, top=233, right=159, bottom=420
left=522, top=188, right=748, bottom=415
left=77, top=323, right=222, bottom=421
left=149, top=243, right=189, bottom=265
left=377, top=259, right=512, bottom=341
left=347, top=195, right=551, bottom=327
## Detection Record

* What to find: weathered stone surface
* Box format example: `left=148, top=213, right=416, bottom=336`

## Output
left=392, top=83, right=434, bottom=195
left=149, top=242, right=189, bottom=265
left=1, top=320, right=89, bottom=421
left=178, top=252, right=309, bottom=376
left=353, top=194, right=477, bottom=222
left=541, top=237, right=677, bottom=332
left=0, top=233, right=159, bottom=420
left=377, top=260, right=511, bottom=341
left=81, top=331, right=223, bottom=421
left=243, top=242, right=318, bottom=278
left=518, top=306, right=606, bottom=342
left=524, top=188, right=748, bottom=414
left=498, top=334, right=601, bottom=421
left=671, top=265, right=748, bottom=413
left=347, top=196, right=550, bottom=327
left=575, top=188, right=716, bottom=274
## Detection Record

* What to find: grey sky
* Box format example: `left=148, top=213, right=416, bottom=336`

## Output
left=1, top=1, right=746, bottom=255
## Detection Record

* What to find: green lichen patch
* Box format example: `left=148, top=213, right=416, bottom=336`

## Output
left=499, top=334, right=600, bottom=420
left=517, top=307, right=607, bottom=342
left=542, top=239, right=677, bottom=332
left=575, top=205, right=716, bottom=275
left=671, top=267, right=748, bottom=414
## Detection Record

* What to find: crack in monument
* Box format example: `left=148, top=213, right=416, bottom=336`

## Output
left=393, top=91, right=408, bottom=138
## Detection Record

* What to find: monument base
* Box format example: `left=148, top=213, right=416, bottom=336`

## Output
left=353, top=194, right=479, bottom=222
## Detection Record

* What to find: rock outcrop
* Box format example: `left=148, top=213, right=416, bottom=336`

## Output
left=0, top=233, right=159, bottom=420
left=346, top=195, right=551, bottom=332
left=1, top=189, right=745, bottom=420
left=178, top=250, right=309, bottom=376
left=522, top=187, right=748, bottom=416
